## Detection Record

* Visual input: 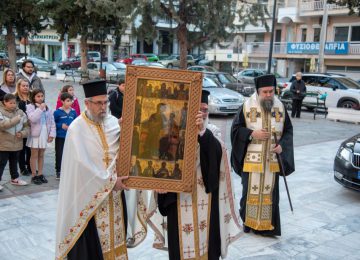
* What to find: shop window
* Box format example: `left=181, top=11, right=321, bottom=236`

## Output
left=301, top=28, right=307, bottom=42
left=334, top=27, right=349, bottom=41
left=346, top=66, right=360, bottom=72
left=313, top=28, right=321, bottom=42
left=327, top=66, right=345, bottom=71
left=351, top=26, right=360, bottom=42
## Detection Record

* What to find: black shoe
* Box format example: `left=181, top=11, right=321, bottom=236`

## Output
left=21, top=169, right=31, bottom=176
left=56, top=172, right=60, bottom=180
left=243, top=225, right=251, bottom=233
left=31, top=176, right=42, bottom=185
left=38, top=175, right=48, bottom=183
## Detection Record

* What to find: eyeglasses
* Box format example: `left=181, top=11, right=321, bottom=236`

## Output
left=89, top=100, right=109, bottom=106
left=25, top=66, right=34, bottom=69
left=200, top=108, right=209, bottom=113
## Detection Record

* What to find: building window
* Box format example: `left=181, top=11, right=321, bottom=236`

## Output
left=245, top=33, right=265, bottom=43
left=351, top=26, right=360, bottom=42
left=334, top=27, right=349, bottom=41
left=313, top=28, right=321, bottom=42
left=301, top=28, right=307, bottom=42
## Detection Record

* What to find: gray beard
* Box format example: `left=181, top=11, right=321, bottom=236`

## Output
left=86, top=110, right=106, bottom=124
left=260, top=98, right=274, bottom=113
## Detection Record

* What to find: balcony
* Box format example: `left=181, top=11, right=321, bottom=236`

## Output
left=243, top=41, right=360, bottom=58
left=299, top=0, right=349, bottom=16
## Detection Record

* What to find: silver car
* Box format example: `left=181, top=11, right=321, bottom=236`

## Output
left=158, top=54, right=196, bottom=68
left=203, top=77, right=245, bottom=115
left=87, top=62, right=126, bottom=83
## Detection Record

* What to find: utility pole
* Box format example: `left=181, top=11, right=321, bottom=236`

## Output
left=318, top=0, right=328, bottom=73
left=267, top=0, right=277, bottom=74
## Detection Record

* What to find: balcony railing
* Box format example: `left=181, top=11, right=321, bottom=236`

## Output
left=243, top=41, right=360, bottom=55
left=300, top=0, right=347, bottom=12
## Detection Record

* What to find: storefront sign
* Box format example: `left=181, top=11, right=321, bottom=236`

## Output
left=30, top=34, right=60, bottom=41
left=287, top=42, right=349, bottom=55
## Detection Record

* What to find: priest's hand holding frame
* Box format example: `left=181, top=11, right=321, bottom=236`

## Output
left=196, top=111, right=205, bottom=133
left=114, top=176, right=129, bottom=191
left=251, top=129, right=271, bottom=140
left=272, top=144, right=282, bottom=154
left=154, top=189, right=167, bottom=194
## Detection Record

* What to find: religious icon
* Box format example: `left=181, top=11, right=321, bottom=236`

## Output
left=118, top=66, right=203, bottom=192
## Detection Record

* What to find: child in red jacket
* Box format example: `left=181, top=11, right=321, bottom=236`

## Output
left=56, top=85, right=80, bottom=116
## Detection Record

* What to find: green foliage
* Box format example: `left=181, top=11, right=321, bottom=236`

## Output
left=43, top=0, right=135, bottom=40
left=133, top=0, right=236, bottom=50
left=0, top=0, right=46, bottom=36
left=328, top=0, right=359, bottom=15
left=237, top=2, right=270, bottom=32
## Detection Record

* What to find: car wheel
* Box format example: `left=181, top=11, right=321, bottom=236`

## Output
left=339, top=100, right=356, bottom=109
left=167, top=64, right=173, bottom=68
left=65, top=65, right=71, bottom=70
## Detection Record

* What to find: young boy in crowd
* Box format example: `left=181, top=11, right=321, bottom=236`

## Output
left=0, top=93, right=29, bottom=190
left=53, top=92, right=77, bottom=180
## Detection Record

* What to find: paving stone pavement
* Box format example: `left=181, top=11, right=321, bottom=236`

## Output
left=0, top=76, right=359, bottom=259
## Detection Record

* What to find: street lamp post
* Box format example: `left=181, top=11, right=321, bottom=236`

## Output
left=267, top=0, right=277, bottom=74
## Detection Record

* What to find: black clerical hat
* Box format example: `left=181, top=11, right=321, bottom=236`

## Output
left=82, top=80, right=107, bottom=98
left=254, top=74, right=277, bottom=90
left=201, top=90, right=210, bottom=104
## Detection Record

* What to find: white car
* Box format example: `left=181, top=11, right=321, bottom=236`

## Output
left=203, top=77, right=245, bottom=115
left=283, top=73, right=360, bottom=109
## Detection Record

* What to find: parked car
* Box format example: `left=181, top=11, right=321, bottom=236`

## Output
left=16, top=56, right=56, bottom=75
left=158, top=54, right=196, bottom=68
left=87, top=51, right=105, bottom=62
left=188, top=65, right=217, bottom=72
left=131, top=61, right=165, bottom=68
left=58, top=56, right=81, bottom=70
left=334, top=133, right=360, bottom=191
left=282, top=73, right=360, bottom=109
left=86, top=62, right=126, bottom=83
left=203, top=77, right=245, bottom=115
left=204, top=72, right=255, bottom=97
left=143, top=53, right=159, bottom=62
left=131, top=59, right=147, bottom=65
left=235, top=69, right=265, bottom=84
left=194, top=54, right=205, bottom=65
left=117, top=54, right=149, bottom=64
left=0, top=52, right=9, bottom=69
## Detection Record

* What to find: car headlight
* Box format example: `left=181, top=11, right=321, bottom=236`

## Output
left=337, top=147, right=352, bottom=162
left=209, top=95, right=221, bottom=104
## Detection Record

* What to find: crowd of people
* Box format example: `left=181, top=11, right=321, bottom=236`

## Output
left=0, top=60, right=80, bottom=190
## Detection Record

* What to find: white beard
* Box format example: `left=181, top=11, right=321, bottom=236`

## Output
left=86, top=110, right=106, bottom=124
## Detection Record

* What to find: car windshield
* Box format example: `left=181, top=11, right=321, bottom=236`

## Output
left=217, top=73, right=237, bottom=83
left=336, top=77, right=360, bottom=89
left=202, top=77, right=222, bottom=88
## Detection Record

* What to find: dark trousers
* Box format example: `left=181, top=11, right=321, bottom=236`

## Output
left=55, top=137, right=65, bottom=173
left=291, top=99, right=303, bottom=118
left=0, top=151, right=20, bottom=181
left=18, top=138, right=31, bottom=171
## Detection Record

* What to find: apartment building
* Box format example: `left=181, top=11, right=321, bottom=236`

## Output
left=207, top=0, right=360, bottom=78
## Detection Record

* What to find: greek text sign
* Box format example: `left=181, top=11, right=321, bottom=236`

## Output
left=287, top=42, right=348, bottom=55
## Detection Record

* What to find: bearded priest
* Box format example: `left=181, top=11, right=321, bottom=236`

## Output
left=55, top=80, right=147, bottom=260
left=147, top=90, right=242, bottom=260
left=231, top=74, right=295, bottom=236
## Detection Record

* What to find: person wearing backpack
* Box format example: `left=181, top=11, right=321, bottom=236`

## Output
left=109, top=79, right=125, bottom=119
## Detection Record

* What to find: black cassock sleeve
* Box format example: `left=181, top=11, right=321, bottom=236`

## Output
left=198, top=128, right=222, bottom=193
left=158, top=129, right=222, bottom=215
left=230, top=106, right=253, bottom=177
left=278, top=108, right=295, bottom=176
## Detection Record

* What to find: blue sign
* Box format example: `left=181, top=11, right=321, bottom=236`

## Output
left=287, top=42, right=349, bottom=55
